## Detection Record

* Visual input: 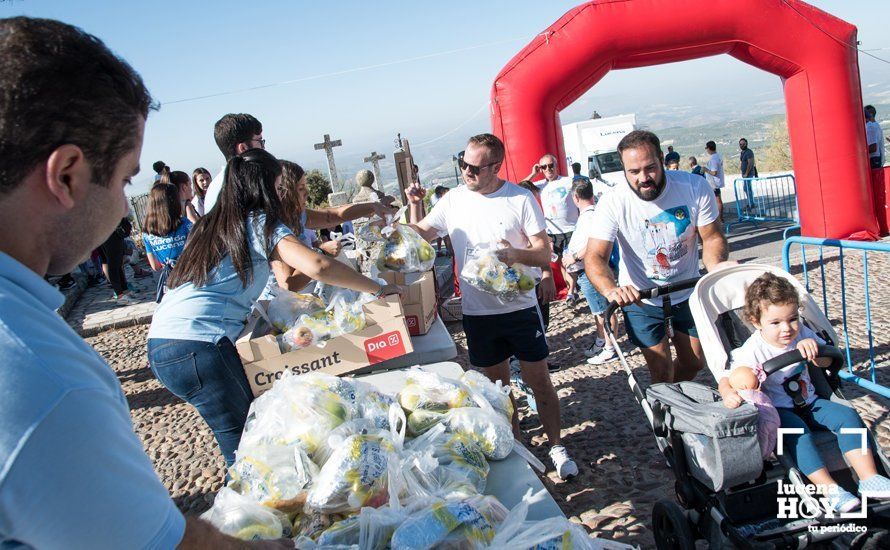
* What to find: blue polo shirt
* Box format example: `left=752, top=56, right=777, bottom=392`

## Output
left=148, top=214, right=293, bottom=343
left=0, top=251, right=185, bottom=548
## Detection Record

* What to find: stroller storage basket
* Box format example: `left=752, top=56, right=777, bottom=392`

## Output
left=647, top=382, right=762, bottom=492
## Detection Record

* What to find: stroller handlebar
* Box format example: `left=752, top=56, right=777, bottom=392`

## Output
left=761, top=345, right=845, bottom=376
left=603, top=277, right=702, bottom=337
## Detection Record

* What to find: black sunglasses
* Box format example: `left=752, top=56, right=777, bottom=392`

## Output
left=458, top=157, right=500, bottom=176
left=540, top=163, right=556, bottom=170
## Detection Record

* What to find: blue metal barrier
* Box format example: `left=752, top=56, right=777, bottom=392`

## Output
left=782, top=236, right=890, bottom=399
left=726, top=174, right=798, bottom=234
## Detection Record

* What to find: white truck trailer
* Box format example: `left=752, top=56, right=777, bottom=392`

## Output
left=561, top=113, right=636, bottom=187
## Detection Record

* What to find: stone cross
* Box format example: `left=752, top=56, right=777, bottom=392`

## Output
left=363, top=151, right=386, bottom=191
left=314, top=134, right=343, bottom=192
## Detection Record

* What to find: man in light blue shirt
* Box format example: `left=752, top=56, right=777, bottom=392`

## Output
left=0, top=17, right=286, bottom=549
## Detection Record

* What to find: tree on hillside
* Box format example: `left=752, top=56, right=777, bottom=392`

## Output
left=761, top=118, right=793, bottom=173
left=306, top=169, right=332, bottom=207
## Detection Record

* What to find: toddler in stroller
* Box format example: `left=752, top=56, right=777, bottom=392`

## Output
left=637, top=265, right=890, bottom=547
left=719, top=271, right=890, bottom=514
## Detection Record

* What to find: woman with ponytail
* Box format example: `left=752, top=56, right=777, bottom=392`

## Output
left=147, top=149, right=400, bottom=467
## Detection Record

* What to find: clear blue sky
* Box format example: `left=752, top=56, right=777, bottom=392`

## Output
left=4, top=1, right=889, bottom=195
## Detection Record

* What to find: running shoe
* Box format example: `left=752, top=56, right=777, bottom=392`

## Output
left=549, top=445, right=578, bottom=480
left=587, top=347, right=618, bottom=365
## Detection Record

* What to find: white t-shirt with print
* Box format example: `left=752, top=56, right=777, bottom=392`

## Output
left=728, top=325, right=825, bottom=409
left=424, top=182, right=546, bottom=316
left=587, top=170, right=719, bottom=305
left=706, top=152, right=725, bottom=190
left=535, top=176, right=579, bottom=234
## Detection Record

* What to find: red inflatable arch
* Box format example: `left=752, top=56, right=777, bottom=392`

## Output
left=490, top=0, right=879, bottom=240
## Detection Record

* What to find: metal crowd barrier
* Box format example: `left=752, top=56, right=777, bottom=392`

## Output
left=128, top=192, right=150, bottom=234
left=782, top=236, right=890, bottom=399
left=726, top=174, right=798, bottom=234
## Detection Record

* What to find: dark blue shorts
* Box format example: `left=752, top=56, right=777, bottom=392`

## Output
left=623, top=299, right=698, bottom=349
left=462, top=306, right=549, bottom=368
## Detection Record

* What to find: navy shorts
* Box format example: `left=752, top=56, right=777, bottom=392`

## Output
left=623, top=299, right=698, bottom=349
left=549, top=232, right=573, bottom=256
left=462, top=306, right=549, bottom=368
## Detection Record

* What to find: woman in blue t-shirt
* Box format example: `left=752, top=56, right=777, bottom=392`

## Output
left=142, top=183, right=193, bottom=301
left=146, top=149, right=400, bottom=467
left=142, top=183, right=193, bottom=270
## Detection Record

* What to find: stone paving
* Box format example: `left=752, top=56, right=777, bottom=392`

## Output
left=66, top=261, right=157, bottom=337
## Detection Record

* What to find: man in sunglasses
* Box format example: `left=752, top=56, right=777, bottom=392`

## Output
left=406, top=133, right=579, bottom=480
left=525, top=154, right=580, bottom=302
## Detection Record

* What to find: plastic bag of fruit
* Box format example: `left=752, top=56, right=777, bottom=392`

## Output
left=375, top=223, right=436, bottom=273
left=398, top=370, right=475, bottom=436
left=460, top=243, right=539, bottom=301
left=200, top=487, right=291, bottom=541
left=264, top=287, right=326, bottom=334
left=390, top=494, right=508, bottom=550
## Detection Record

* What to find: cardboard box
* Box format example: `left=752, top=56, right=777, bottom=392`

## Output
left=236, top=294, right=414, bottom=397
left=380, top=270, right=438, bottom=336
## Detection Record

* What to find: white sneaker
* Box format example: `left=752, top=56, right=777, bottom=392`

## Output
left=587, top=347, right=618, bottom=365
left=115, top=293, right=139, bottom=306
left=583, top=339, right=605, bottom=357
left=549, top=445, right=579, bottom=479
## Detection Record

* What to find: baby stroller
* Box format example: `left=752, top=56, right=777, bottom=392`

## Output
left=603, top=265, right=890, bottom=549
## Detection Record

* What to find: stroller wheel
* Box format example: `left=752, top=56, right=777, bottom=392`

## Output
left=674, top=480, right=694, bottom=509
left=652, top=499, right=695, bottom=550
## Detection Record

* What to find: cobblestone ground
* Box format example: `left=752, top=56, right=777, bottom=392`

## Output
left=88, top=252, right=889, bottom=549
left=67, top=262, right=157, bottom=336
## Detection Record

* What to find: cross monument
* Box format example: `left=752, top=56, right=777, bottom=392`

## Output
left=363, top=151, right=386, bottom=191
left=314, top=133, right=346, bottom=206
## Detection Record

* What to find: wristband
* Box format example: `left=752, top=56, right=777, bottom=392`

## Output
left=373, top=285, right=387, bottom=299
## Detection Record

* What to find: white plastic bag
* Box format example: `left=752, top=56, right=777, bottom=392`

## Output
left=307, top=429, right=401, bottom=513
left=315, top=506, right=407, bottom=549
left=277, top=288, right=376, bottom=351
left=445, top=407, right=514, bottom=460
left=460, top=369, right=514, bottom=423
left=355, top=381, right=404, bottom=432
left=376, top=223, right=436, bottom=273
left=265, top=287, right=326, bottom=333
left=461, top=243, right=539, bottom=301
left=398, top=370, right=475, bottom=436
left=240, top=371, right=357, bottom=457
left=200, top=487, right=291, bottom=541
left=487, top=495, right=627, bottom=549
left=278, top=309, right=336, bottom=351
left=228, top=442, right=317, bottom=513
left=390, top=495, right=508, bottom=550
left=411, top=427, right=490, bottom=495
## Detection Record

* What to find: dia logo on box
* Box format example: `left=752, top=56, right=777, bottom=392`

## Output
left=364, top=331, right=407, bottom=364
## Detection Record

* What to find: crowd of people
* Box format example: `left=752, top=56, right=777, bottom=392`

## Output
left=1, top=15, right=889, bottom=548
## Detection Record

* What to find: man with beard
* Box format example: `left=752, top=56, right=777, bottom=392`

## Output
left=583, top=131, right=731, bottom=383
left=406, top=133, right=579, bottom=480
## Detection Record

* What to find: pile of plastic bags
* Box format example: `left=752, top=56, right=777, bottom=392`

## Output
left=461, top=244, right=540, bottom=302
left=262, top=286, right=378, bottom=352
left=201, top=369, right=628, bottom=549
